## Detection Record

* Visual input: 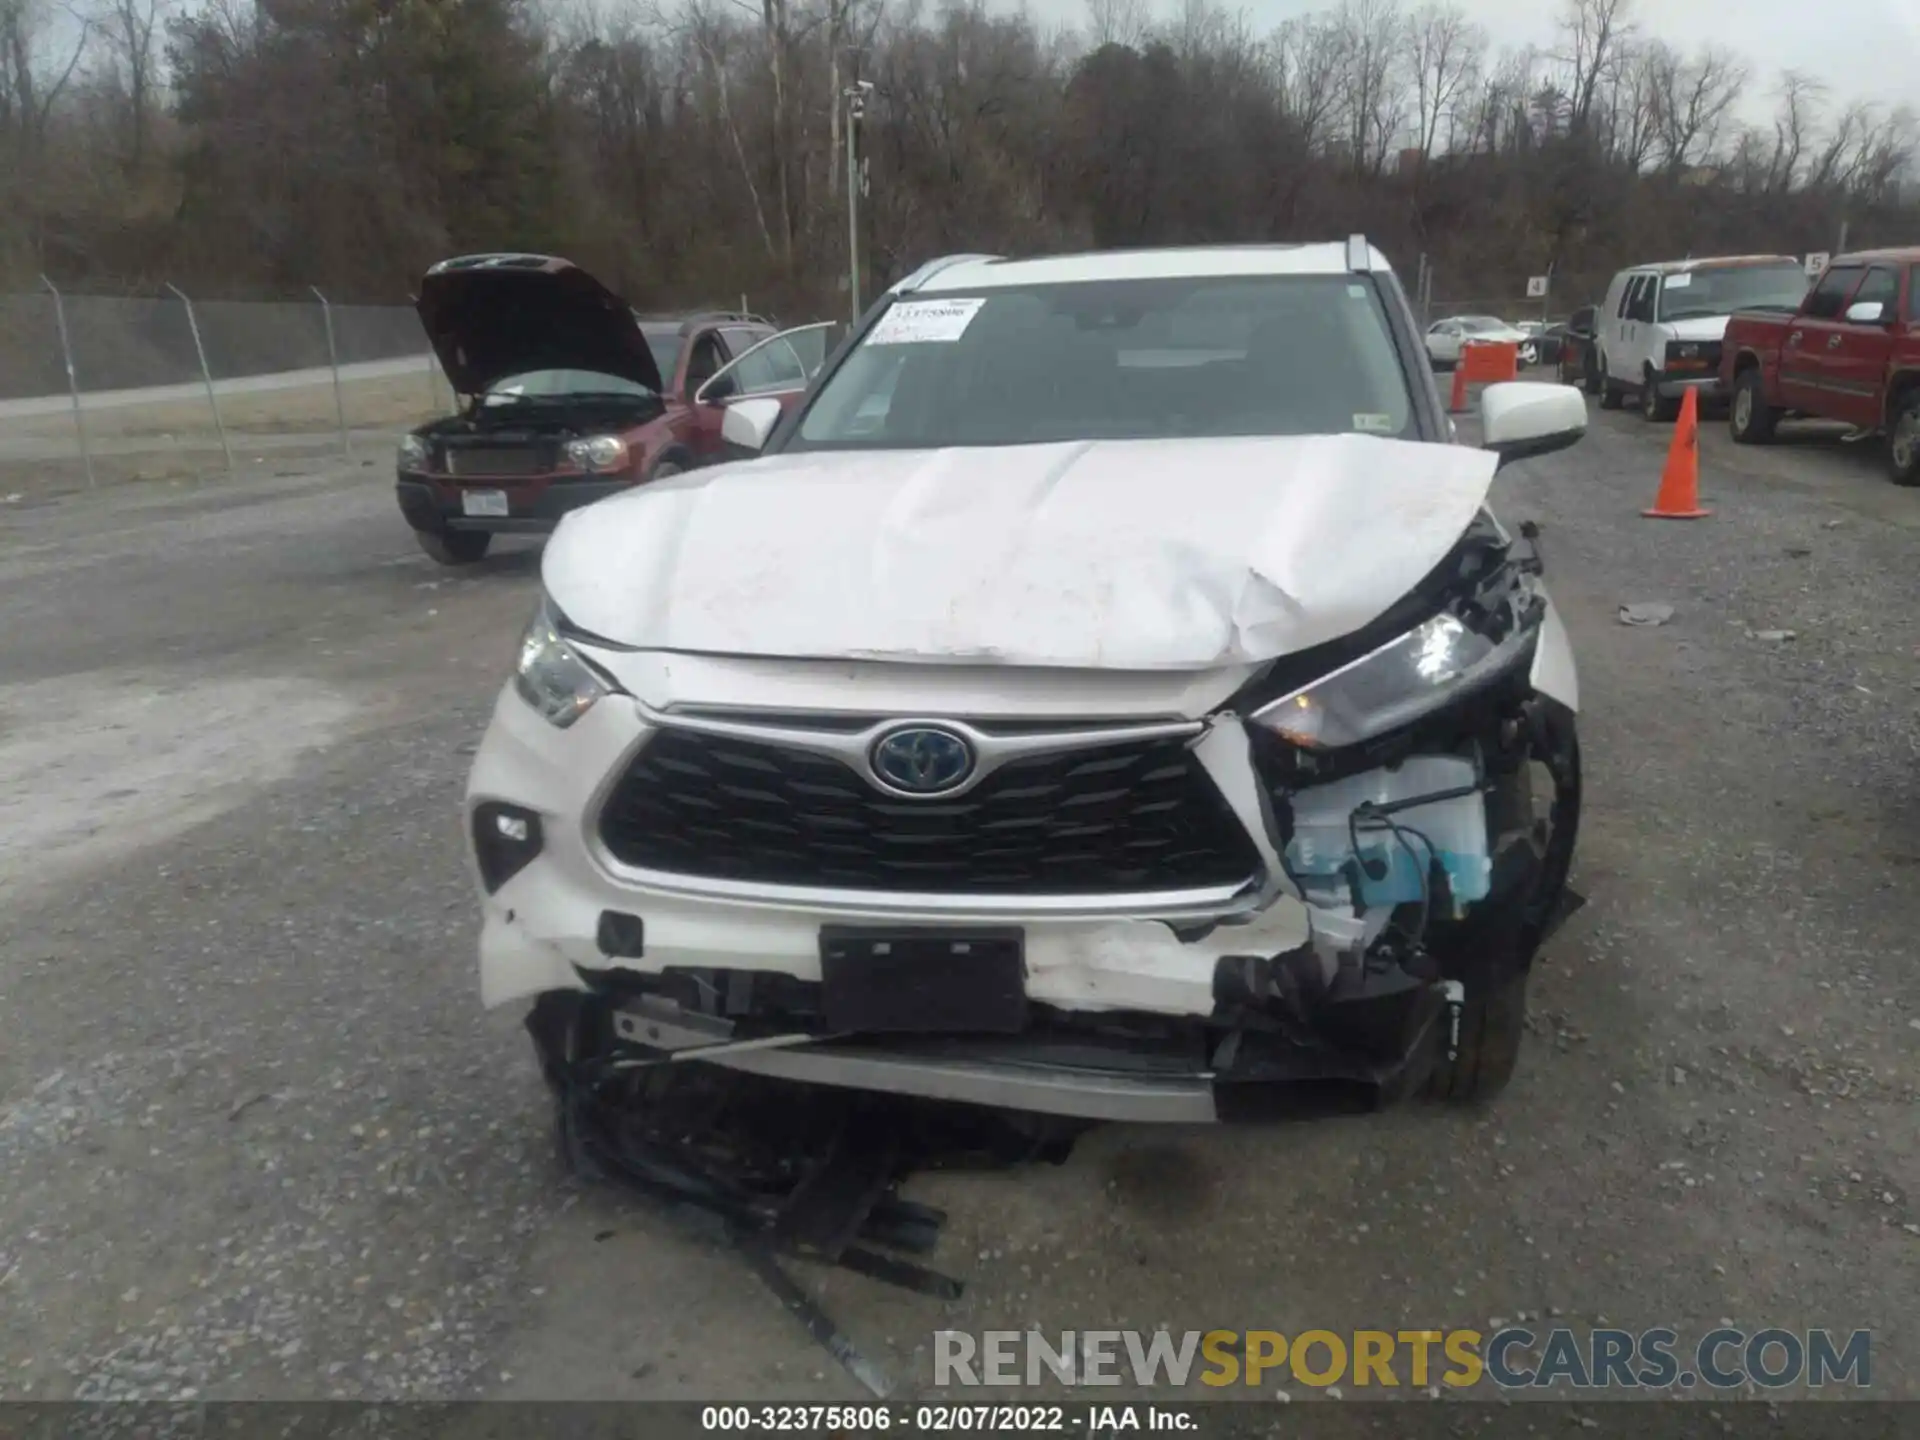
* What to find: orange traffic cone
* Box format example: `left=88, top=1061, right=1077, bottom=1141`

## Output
left=1449, top=364, right=1469, bottom=413
left=1642, top=387, right=1710, bottom=519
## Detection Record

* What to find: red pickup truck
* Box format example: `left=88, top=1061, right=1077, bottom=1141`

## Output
left=1720, top=248, right=1920, bottom=485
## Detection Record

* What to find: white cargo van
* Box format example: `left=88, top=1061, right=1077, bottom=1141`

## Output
left=1595, top=256, right=1808, bottom=422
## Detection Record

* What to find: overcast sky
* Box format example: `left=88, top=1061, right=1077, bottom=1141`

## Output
left=1035, top=0, right=1920, bottom=122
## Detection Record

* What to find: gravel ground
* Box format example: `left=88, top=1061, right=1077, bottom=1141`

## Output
left=1, top=406, right=1917, bottom=1407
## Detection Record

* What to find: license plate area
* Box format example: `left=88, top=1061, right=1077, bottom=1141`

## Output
left=462, top=489, right=510, bottom=518
left=819, top=926, right=1027, bottom=1035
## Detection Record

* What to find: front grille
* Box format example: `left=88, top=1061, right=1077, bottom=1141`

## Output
left=441, top=443, right=555, bottom=477
left=598, top=728, right=1262, bottom=895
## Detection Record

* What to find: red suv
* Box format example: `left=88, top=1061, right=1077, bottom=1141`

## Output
left=397, top=254, right=833, bottom=563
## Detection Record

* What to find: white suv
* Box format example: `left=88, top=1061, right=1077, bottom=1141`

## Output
left=465, top=241, right=1589, bottom=1131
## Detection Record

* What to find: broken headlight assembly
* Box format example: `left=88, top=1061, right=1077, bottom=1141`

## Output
left=1251, top=605, right=1539, bottom=752
left=514, top=599, right=608, bottom=728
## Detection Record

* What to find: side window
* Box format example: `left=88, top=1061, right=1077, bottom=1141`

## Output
left=684, top=332, right=726, bottom=391
left=1628, top=277, right=1657, bottom=323
left=1614, top=277, right=1639, bottom=319
left=1803, top=266, right=1864, bottom=320
left=725, top=338, right=809, bottom=396
left=1848, top=267, right=1898, bottom=319
left=720, top=326, right=771, bottom=359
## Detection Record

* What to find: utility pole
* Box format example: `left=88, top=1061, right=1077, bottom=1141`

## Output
left=844, top=80, right=873, bottom=324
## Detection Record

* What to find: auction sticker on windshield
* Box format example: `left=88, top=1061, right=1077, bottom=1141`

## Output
left=869, top=298, right=987, bottom=345
left=1664, top=273, right=1693, bottom=289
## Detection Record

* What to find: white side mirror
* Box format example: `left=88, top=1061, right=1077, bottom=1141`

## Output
left=1845, top=300, right=1887, bottom=325
left=1480, top=381, right=1587, bottom=469
left=720, top=397, right=785, bottom=453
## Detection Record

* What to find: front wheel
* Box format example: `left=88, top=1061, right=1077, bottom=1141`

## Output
left=1729, top=368, right=1779, bottom=445
left=1427, top=710, right=1581, bottom=1104
left=1889, top=389, right=1920, bottom=487
left=1598, top=359, right=1623, bottom=410
left=1641, top=370, right=1680, bottom=422
left=416, top=528, right=491, bottom=565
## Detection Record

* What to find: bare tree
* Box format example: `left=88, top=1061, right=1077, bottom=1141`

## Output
left=1084, top=0, right=1145, bottom=50
left=1330, top=0, right=1405, bottom=175
left=1767, top=69, right=1824, bottom=195
left=1403, top=2, right=1482, bottom=158
left=1648, top=41, right=1743, bottom=175
left=97, top=0, right=165, bottom=169
left=1271, top=12, right=1343, bottom=156
left=1555, top=0, right=1632, bottom=138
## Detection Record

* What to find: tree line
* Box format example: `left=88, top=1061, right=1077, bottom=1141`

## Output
left=2, top=0, right=1916, bottom=316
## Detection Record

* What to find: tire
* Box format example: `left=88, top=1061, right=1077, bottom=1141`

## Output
left=415, top=528, right=491, bottom=565
left=1598, top=358, right=1623, bottom=410
left=1426, top=712, right=1581, bottom=1104
left=1641, top=369, right=1680, bottom=422
left=1890, top=388, right=1920, bottom=487
left=1729, top=368, right=1779, bottom=445
left=1425, top=972, right=1530, bottom=1103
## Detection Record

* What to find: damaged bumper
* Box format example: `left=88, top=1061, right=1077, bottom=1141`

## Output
left=468, top=673, right=1571, bottom=1124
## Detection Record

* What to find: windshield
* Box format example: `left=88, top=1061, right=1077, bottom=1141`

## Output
left=640, top=326, right=683, bottom=384
left=483, top=369, right=656, bottom=403
left=793, top=275, right=1417, bottom=450
left=1457, top=316, right=1509, bottom=333
left=1658, top=265, right=1809, bottom=320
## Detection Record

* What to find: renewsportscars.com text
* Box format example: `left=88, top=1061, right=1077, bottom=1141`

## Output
left=933, top=1327, right=1872, bottom=1391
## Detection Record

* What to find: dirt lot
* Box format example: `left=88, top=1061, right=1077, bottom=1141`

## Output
left=1, top=401, right=1917, bottom=1415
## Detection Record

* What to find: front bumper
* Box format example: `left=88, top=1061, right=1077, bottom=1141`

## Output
left=1655, top=368, right=1724, bottom=399
left=467, top=678, right=1530, bottom=1123
left=396, top=474, right=633, bottom=535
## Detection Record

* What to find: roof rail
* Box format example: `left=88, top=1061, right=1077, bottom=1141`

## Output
left=677, top=309, right=777, bottom=334
left=892, top=253, right=1003, bottom=295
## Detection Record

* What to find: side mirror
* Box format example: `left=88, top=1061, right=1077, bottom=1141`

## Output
left=719, top=396, right=785, bottom=454
left=697, top=371, right=739, bottom=405
left=1480, top=381, right=1587, bottom=470
left=1845, top=300, right=1887, bottom=326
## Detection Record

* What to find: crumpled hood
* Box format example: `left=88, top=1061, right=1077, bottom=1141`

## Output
left=542, top=434, right=1498, bottom=670
left=1664, top=315, right=1735, bottom=342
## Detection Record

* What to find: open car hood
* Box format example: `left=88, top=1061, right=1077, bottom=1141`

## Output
left=543, top=434, right=1499, bottom=670
left=415, top=254, right=662, bottom=396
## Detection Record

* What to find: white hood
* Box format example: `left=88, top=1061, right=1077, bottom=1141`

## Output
left=1663, top=315, right=1733, bottom=342
left=543, top=434, right=1497, bottom=670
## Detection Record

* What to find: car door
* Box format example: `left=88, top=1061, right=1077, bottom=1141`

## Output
left=1608, top=275, right=1644, bottom=376
left=688, top=322, right=842, bottom=458
left=1779, top=264, right=1864, bottom=413
left=1826, top=265, right=1901, bottom=429
left=1427, top=321, right=1461, bottom=363
left=1622, top=275, right=1659, bottom=380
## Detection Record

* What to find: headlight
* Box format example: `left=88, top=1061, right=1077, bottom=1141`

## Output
left=397, top=434, right=430, bottom=470
left=564, top=435, right=628, bottom=472
left=513, top=601, right=607, bottom=728
left=1250, top=611, right=1534, bottom=751
left=1673, top=343, right=1701, bottom=359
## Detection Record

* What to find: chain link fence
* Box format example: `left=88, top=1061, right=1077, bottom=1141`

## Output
left=0, top=285, right=451, bottom=494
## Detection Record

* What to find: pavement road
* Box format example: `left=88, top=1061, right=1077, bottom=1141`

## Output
left=2, top=407, right=1918, bottom=1409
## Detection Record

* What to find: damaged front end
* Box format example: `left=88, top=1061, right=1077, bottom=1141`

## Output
left=526, top=512, right=1581, bottom=1129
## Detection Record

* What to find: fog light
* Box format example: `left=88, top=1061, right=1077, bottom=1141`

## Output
left=472, top=801, right=542, bottom=893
